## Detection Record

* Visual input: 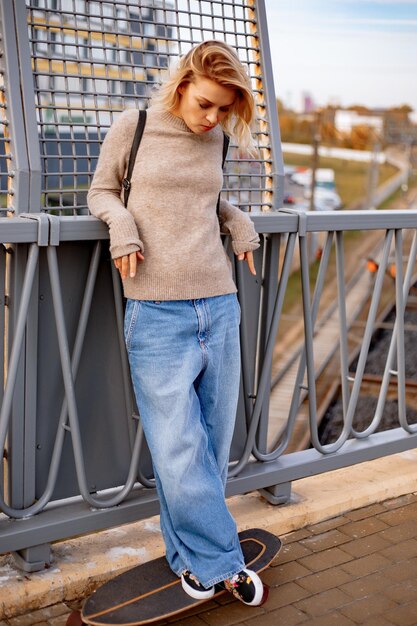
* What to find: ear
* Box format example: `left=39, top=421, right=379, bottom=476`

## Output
left=177, top=82, right=188, bottom=96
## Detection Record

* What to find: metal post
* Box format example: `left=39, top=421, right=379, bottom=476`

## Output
left=247, top=0, right=284, bottom=210
left=12, top=543, right=52, bottom=573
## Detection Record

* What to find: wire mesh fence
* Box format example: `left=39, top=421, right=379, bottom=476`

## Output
left=0, top=15, right=14, bottom=212
left=23, top=0, right=278, bottom=214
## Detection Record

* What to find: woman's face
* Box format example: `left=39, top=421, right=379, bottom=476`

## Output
left=174, top=76, right=236, bottom=134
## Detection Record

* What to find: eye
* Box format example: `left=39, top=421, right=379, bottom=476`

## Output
left=220, top=106, right=231, bottom=113
left=199, top=103, right=210, bottom=110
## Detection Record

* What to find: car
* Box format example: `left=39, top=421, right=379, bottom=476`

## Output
left=303, top=187, right=342, bottom=211
left=283, top=193, right=296, bottom=205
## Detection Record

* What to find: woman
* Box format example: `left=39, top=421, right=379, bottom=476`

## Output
left=88, top=40, right=265, bottom=606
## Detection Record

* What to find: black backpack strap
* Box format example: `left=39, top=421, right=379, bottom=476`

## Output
left=122, top=109, right=147, bottom=208
left=216, top=132, right=230, bottom=216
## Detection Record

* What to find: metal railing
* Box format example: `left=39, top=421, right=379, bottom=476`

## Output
left=1, top=0, right=417, bottom=573
left=2, top=209, right=417, bottom=571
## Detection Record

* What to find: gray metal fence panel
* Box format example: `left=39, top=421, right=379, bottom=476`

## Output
left=24, top=0, right=283, bottom=214
left=0, top=0, right=30, bottom=213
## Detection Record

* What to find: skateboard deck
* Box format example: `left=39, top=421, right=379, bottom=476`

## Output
left=80, top=528, right=281, bottom=625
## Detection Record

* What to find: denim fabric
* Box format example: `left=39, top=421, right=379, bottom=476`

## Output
left=124, top=294, right=245, bottom=587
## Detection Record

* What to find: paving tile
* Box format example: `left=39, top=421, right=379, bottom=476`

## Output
left=338, top=533, right=392, bottom=558
left=240, top=604, right=308, bottom=625
left=379, top=538, right=417, bottom=562
left=361, top=618, right=395, bottom=626
left=340, top=571, right=390, bottom=599
left=297, top=565, right=355, bottom=594
left=308, top=612, right=356, bottom=626
left=382, top=493, right=417, bottom=510
left=7, top=616, right=46, bottom=626
left=376, top=502, right=417, bottom=526
left=384, top=556, right=417, bottom=582
left=7, top=617, right=49, bottom=626
left=268, top=552, right=282, bottom=567
left=307, top=516, right=350, bottom=535
left=345, top=504, right=386, bottom=521
left=295, top=588, right=352, bottom=617
left=277, top=541, right=313, bottom=564
left=265, top=581, right=311, bottom=610
left=298, top=547, right=354, bottom=573
left=281, top=529, right=313, bottom=545
left=262, top=560, right=311, bottom=585
left=49, top=616, right=72, bottom=626
left=299, top=530, right=351, bottom=553
left=339, top=517, right=390, bottom=539
left=384, top=601, right=417, bottom=626
left=383, top=578, right=417, bottom=604
left=340, top=553, right=391, bottom=577
left=7, top=605, right=70, bottom=626
left=339, top=595, right=398, bottom=623
left=379, top=519, right=417, bottom=544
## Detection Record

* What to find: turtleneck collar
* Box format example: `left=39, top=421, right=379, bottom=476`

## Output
left=157, top=108, right=194, bottom=133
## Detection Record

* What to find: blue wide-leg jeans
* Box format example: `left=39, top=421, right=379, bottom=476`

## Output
left=124, top=294, right=245, bottom=588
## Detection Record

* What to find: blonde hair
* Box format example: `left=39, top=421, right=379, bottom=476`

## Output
left=151, top=40, right=256, bottom=153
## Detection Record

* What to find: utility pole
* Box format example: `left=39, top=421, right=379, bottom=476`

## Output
left=366, top=136, right=380, bottom=209
left=309, top=110, right=321, bottom=212
left=308, top=109, right=321, bottom=262
left=401, top=139, right=412, bottom=196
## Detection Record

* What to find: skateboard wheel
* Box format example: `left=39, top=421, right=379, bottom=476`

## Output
left=260, top=584, right=269, bottom=606
left=66, top=610, right=85, bottom=626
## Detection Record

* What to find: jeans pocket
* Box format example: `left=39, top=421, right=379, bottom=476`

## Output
left=124, top=299, right=141, bottom=351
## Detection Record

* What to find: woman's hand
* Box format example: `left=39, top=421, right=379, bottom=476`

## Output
left=237, top=251, right=256, bottom=276
left=114, top=250, right=145, bottom=279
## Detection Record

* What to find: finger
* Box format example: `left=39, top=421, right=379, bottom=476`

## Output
left=121, top=255, right=129, bottom=279
left=136, top=250, right=145, bottom=262
left=246, top=251, right=256, bottom=276
left=237, top=253, right=245, bottom=261
left=129, top=252, right=137, bottom=278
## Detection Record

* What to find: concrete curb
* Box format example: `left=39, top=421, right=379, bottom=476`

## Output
left=1, top=448, right=417, bottom=620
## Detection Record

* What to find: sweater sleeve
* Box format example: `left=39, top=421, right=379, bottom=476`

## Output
left=218, top=199, right=260, bottom=255
left=87, top=109, right=144, bottom=259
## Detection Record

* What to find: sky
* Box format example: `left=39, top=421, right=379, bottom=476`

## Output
left=263, top=0, right=417, bottom=112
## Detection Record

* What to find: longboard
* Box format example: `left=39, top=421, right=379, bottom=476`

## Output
left=77, top=528, right=281, bottom=625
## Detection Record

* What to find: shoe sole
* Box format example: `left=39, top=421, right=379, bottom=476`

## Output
left=181, top=577, right=215, bottom=600
left=259, top=584, right=269, bottom=606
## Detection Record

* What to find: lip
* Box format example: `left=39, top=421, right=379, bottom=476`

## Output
left=201, top=125, right=214, bottom=131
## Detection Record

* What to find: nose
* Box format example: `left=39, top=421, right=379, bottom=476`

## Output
left=206, top=110, right=218, bottom=126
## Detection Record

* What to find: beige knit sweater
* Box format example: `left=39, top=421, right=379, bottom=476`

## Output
left=87, top=107, right=260, bottom=300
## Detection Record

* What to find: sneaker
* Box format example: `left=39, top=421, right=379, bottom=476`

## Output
left=223, top=568, right=267, bottom=606
left=181, top=570, right=215, bottom=599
